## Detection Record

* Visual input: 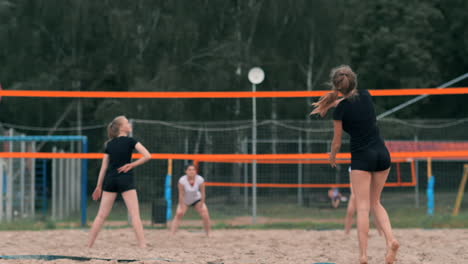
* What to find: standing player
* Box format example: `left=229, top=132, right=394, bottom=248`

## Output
left=311, top=65, right=399, bottom=264
left=87, top=116, right=151, bottom=248
left=170, top=164, right=211, bottom=236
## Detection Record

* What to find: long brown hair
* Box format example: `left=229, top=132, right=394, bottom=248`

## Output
left=311, top=65, right=358, bottom=117
left=107, top=115, right=126, bottom=141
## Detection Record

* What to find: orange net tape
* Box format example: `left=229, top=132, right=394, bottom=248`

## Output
left=204, top=160, right=417, bottom=188
left=0, top=152, right=421, bottom=188
left=0, top=87, right=467, bottom=98
left=0, top=151, right=467, bottom=159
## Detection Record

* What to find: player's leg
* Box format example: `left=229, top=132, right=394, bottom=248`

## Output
left=171, top=203, right=189, bottom=235
left=372, top=213, right=384, bottom=236
left=87, top=191, right=117, bottom=247
left=344, top=193, right=356, bottom=234
left=195, top=202, right=212, bottom=236
left=350, top=169, right=372, bottom=264
left=370, top=168, right=399, bottom=263
left=122, top=189, right=147, bottom=248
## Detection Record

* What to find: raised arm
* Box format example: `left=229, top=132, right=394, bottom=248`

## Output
left=329, top=120, right=343, bottom=168
left=118, top=142, right=151, bottom=173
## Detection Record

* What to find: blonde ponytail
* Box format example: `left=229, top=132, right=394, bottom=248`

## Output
left=106, top=116, right=126, bottom=141
left=311, top=90, right=339, bottom=117
left=311, top=65, right=357, bottom=117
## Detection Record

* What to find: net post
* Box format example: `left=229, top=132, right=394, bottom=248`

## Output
left=252, top=83, right=257, bottom=225
left=452, top=164, right=468, bottom=216
left=427, top=157, right=435, bottom=216
left=165, top=159, right=173, bottom=222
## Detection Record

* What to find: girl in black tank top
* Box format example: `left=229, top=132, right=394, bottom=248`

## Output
left=87, top=116, right=152, bottom=248
left=312, top=65, right=400, bottom=264
left=333, top=89, right=391, bottom=171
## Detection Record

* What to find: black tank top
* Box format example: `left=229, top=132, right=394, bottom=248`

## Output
left=105, top=136, right=137, bottom=176
left=333, top=89, right=384, bottom=152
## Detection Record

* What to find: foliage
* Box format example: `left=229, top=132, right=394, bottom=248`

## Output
left=0, top=0, right=467, bottom=144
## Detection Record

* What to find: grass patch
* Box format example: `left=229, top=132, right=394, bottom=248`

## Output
left=3, top=191, right=468, bottom=230
left=0, top=219, right=55, bottom=231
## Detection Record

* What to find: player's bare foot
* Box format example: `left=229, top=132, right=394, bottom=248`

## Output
left=385, top=240, right=400, bottom=264
left=345, top=228, right=351, bottom=235
left=138, top=242, right=148, bottom=248
left=359, top=255, right=368, bottom=264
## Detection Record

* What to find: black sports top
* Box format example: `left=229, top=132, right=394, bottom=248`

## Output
left=105, top=136, right=137, bottom=176
left=333, top=89, right=384, bottom=153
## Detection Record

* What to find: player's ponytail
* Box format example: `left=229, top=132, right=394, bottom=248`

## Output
left=107, top=116, right=126, bottom=141
left=311, top=65, right=357, bottom=117
left=311, top=90, right=339, bottom=117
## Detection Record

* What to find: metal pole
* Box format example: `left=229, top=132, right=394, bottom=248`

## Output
left=377, top=72, right=468, bottom=119
left=77, top=83, right=82, bottom=137
left=81, top=138, right=88, bottom=227
left=42, top=159, right=47, bottom=216
left=59, top=151, right=64, bottom=220
left=65, top=157, right=71, bottom=218
left=20, top=141, right=25, bottom=217
left=414, top=136, right=420, bottom=208
left=6, top=129, right=13, bottom=221
left=52, top=147, right=57, bottom=220
left=298, top=137, right=303, bottom=206
left=252, top=83, right=257, bottom=224
left=70, top=142, right=75, bottom=213
left=243, top=138, right=248, bottom=209
left=31, top=142, right=36, bottom=219
left=0, top=158, right=4, bottom=221
left=77, top=142, right=82, bottom=216
left=184, top=136, right=189, bottom=166
left=73, top=158, right=78, bottom=212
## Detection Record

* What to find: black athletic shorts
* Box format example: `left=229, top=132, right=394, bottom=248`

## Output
left=189, top=199, right=201, bottom=207
left=102, top=174, right=136, bottom=193
left=351, top=143, right=391, bottom=172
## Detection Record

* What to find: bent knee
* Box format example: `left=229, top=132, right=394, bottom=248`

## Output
left=197, top=208, right=208, bottom=216
left=176, top=211, right=185, bottom=218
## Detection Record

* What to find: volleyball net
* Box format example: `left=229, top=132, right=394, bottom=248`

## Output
left=1, top=88, right=468, bottom=226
